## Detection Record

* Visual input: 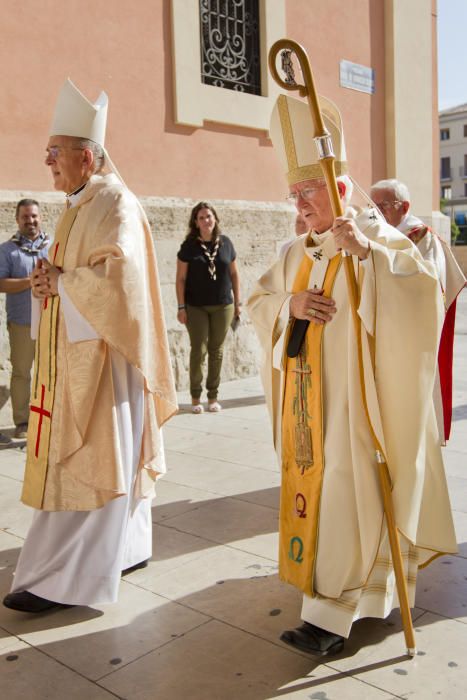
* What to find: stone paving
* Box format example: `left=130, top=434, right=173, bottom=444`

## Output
left=0, top=290, right=466, bottom=699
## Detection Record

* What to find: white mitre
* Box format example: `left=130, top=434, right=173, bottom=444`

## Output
left=269, top=93, right=347, bottom=186
left=50, top=78, right=123, bottom=182
left=50, top=78, right=108, bottom=145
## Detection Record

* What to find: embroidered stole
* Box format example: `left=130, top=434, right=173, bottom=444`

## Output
left=279, top=252, right=341, bottom=596
left=22, top=207, right=79, bottom=509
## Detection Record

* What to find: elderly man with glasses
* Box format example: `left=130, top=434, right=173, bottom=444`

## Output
left=3, top=80, right=177, bottom=614
left=371, top=178, right=465, bottom=444
left=248, top=95, right=456, bottom=656
left=369, top=179, right=411, bottom=228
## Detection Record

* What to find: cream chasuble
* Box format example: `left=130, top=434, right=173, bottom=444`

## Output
left=10, top=174, right=176, bottom=605
left=21, top=173, right=177, bottom=512
left=398, top=219, right=466, bottom=444
left=416, top=229, right=465, bottom=444
left=248, top=209, right=457, bottom=621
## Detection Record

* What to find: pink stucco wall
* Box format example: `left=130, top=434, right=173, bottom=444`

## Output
left=286, top=0, right=387, bottom=193
left=0, top=1, right=392, bottom=200
left=432, top=0, right=441, bottom=208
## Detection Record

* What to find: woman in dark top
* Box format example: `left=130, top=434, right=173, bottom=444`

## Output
left=176, top=202, right=241, bottom=413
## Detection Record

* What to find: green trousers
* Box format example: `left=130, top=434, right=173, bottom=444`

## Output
left=186, top=304, right=234, bottom=400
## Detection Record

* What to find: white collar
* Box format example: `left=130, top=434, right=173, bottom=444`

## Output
left=66, top=182, right=87, bottom=208
left=304, top=229, right=338, bottom=260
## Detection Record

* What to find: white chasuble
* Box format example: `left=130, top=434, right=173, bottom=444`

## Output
left=248, top=208, right=457, bottom=635
left=415, top=229, right=465, bottom=444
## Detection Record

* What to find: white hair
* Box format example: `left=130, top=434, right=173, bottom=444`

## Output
left=371, top=178, right=410, bottom=203
left=71, top=137, right=106, bottom=174
left=337, top=174, right=353, bottom=205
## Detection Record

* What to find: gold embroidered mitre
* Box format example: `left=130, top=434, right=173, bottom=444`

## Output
left=269, top=93, right=347, bottom=186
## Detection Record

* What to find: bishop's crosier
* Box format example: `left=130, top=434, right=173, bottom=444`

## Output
left=248, top=91, right=457, bottom=656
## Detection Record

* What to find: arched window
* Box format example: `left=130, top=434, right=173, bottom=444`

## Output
left=171, top=0, right=286, bottom=130
left=199, top=0, right=261, bottom=95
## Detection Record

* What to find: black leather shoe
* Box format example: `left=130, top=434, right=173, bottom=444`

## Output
left=3, top=591, right=70, bottom=613
left=280, top=621, right=344, bottom=656
left=121, top=559, right=149, bottom=576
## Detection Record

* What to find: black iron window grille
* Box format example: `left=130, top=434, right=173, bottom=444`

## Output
left=199, top=0, right=261, bottom=95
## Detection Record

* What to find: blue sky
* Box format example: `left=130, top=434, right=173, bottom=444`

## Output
left=438, top=0, right=467, bottom=110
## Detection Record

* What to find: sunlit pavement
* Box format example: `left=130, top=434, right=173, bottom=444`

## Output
left=0, top=290, right=465, bottom=699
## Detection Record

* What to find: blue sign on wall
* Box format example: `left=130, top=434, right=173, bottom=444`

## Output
left=340, top=60, right=375, bottom=95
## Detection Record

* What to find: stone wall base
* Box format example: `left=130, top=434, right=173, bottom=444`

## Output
left=0, top=190, right=296, bottom=427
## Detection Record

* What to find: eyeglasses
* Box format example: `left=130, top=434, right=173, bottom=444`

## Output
left=286, top=184, right=328, bottom=203
left=374, top=200, right=402, bottom=210
left=45, top=146, right=85, bottom=159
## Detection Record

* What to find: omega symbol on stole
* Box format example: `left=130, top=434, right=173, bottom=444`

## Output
left=288, top=536, right=304, bottom=563
left=295, top=492, right=307, bottom=518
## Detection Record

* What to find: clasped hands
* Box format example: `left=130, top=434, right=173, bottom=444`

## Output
left=31, top=259, right=61, bottom=299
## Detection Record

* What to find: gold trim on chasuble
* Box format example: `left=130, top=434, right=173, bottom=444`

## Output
left=280, top=252, right=341, bottom=596
left=22, top=207, right=80, bottom=509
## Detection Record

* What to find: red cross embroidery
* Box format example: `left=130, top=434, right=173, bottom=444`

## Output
left=30, top=384, right=51, bottom=458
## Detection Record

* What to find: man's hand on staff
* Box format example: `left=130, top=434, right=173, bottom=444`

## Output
left=332, top=217, right=371, bottom=260
left=290, top=288, right=336, bottom=324
left=31, top=259, right=61, bottom=298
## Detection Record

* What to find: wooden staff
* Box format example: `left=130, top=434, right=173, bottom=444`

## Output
left=269, top=38, right=416, bottom=657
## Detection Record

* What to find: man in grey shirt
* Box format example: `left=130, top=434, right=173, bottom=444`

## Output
left=0, top=200, right=50, bottom=441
